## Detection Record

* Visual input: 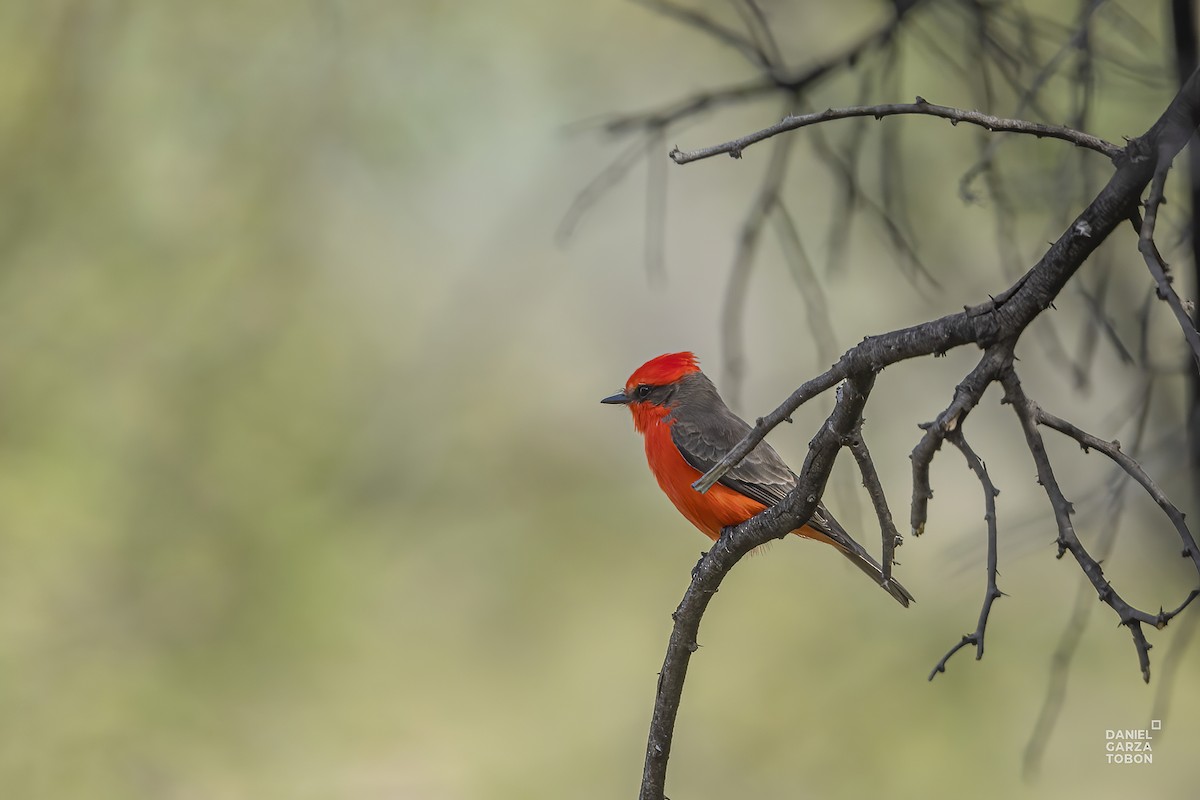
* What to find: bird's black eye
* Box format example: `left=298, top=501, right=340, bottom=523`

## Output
left=635, top=384, right=653, bottom=400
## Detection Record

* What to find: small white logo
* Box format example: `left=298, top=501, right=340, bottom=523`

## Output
left=1104, top=723, right=1159, bottom=764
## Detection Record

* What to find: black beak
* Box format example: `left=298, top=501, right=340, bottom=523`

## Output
left=600, top=390, right=630, bottom=405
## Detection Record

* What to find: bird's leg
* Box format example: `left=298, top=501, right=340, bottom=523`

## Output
left=693, top=527, right=737, bottom=580
left=718, top=525, right=739, bottom=555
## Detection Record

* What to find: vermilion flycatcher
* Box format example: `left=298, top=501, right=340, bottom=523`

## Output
left=603, top=351, right=913, bottom=606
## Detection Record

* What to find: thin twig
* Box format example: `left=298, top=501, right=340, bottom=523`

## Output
left=692, top=65, right=1200, bottom=495
left=1001, top=370, right=1199, bottom=682
left=846, top=425, right=902, bottom=582
left=601, top=0, right=922, bottom=138
left=1150, top=605, right=1200, bottom=733
left=594, top=78, right=777, bottom=136
left=1131, top=179, right=1200, bottom=373
left=1021, top=378, right=1152, bottom=780
left=670, top=100, right=1124, bottom=165
left=911, top=343, right=1013, bottom=537
left=1035, top=407, right=1200, bottom=576
left=929, top=429, right=1003, bottom=680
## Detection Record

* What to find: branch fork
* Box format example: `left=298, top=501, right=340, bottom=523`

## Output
left=635, top=46, right=1200, bottom=800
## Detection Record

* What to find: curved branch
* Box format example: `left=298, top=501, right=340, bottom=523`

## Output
left=602, top=0, right=922, bottom=137
left=642, top=65, right=1200, bottom=800
left=1034, top=406, right=1200, bottom=576
left=1129, top=190, right=1200, bottom=371
left=669, top=100, right=1123, bottom=164
left=846, top=425, right=902, bottom=582
left=691, top=66, right=1200, bottom=496
left=639, top=374, right=874, bottom=800
left=911, top=343, right=1013, bottom=537
left=1001, top=370, right=1199, bottom=682
left=1022, top=380, right=1154, bottom=780
left=929, top=429, right=1003, bottom=680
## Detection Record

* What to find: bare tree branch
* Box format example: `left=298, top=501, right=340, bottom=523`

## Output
left=911, top=343, right=1012, bottom=537
left=639, top=374, right=875, bottom=800
left=846, top=426, right=902, bottom=583
left=1001, top=370, right=1200, bottom=682
left=597, top=1, right=921, bottom=139
left=692, top=64, right=1200, bottom=497
left=929, top=428, right=1003, bottom=680
left=1021, top=379, right=1153, bottom=780
left=669, top=100, right=1123, bottom=165
left=1034, top=406, right=1200, bottom=575
left=1130, top=173, right=1200, bottom=371
left=1172, top=0, right=1200, bottom=493
left=1151, top=605, right=1200, bottom=732
left=637, top=60, right=1200, bottom=800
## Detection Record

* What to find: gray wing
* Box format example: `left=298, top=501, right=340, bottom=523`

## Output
left=668, top=407, right=797, bottom=508
left=670, top=398, right=914, bottom=606
left=669, top=407, right=846, bottom=544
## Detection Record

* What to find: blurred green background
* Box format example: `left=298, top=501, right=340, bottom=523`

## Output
left=1, top=1, right=1197, bottom=798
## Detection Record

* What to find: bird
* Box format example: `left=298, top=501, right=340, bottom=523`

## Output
left=602, top=351, right=913, bottom=607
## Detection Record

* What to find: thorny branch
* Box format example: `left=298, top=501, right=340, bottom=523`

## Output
left=573, top=0, right=1183, bottom=412
left=597, top=2, right=917, bottom=136
left=634, top=53, right=1200, bottom=800
left=1173, top=0, right=1200, bottom=487
left=668, top=99, right=1123, bottom=165
left=1034, top=406, right=1200, bottom=577
left=847, top=426, right=902, bottom=583
left=1022, top=381, right=1155, bottom=781
left=638, top=373, right=875, bottom=800
left=910, top=342, right=1014, bottom=537
left=584, top=3, right=1200, bottom=798
left=569, top=0, right=927, bottom=401
left=1130, top=175, right=1200, bottom=372
left=1001, top=370, right=1200, bottom=683
left=928, top=428, right=1002, bottom=680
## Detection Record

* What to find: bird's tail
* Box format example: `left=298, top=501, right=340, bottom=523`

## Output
left=837, top=545, right=914, bottom=608
left=802, top=503, right=914, bottom=608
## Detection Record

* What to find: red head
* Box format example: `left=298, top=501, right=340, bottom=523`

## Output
left=625, top=351, right=700, bottom=389
left=601, top=352, right=703, bottom=432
